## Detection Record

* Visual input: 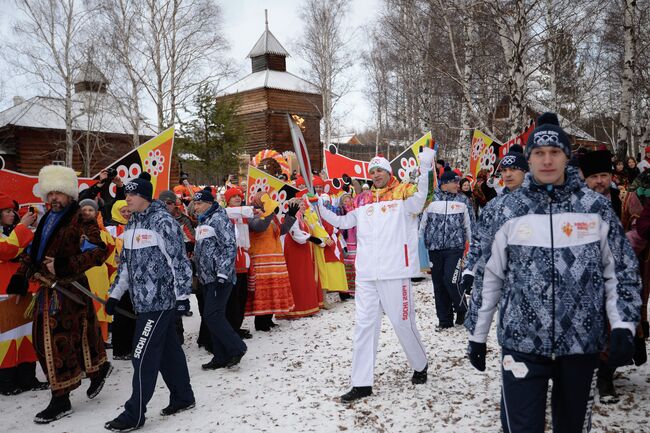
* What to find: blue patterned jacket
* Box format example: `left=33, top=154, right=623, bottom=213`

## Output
left=109, top=200, right=193, bottom=313
left=463, top=188, right=511, bottom=276
left=194, top=202, right=237, bottom=285
left=465, top=168, right=641, bottom=357
left=420, top=190, right=473, bottom=251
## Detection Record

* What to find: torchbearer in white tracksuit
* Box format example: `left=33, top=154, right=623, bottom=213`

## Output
left=317, top=147, right=436, bottom=403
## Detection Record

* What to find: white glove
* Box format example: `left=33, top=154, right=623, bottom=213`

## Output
left=418, top=147, right=435, bottom=171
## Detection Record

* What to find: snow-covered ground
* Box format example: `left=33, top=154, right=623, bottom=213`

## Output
left=3, top=280, right=649, bottom=432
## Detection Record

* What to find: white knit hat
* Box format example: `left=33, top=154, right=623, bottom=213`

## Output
left=36, top=165, right=79, bottom=201
left=368, top=156, right=392, bottom=174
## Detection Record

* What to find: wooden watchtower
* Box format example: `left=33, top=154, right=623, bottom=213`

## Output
left=217, top=13, right=323, bottom=170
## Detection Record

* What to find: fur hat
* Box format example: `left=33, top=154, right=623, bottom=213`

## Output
left=579, top=150, right=613, bottom=178
left=37, top=165, right=79, bottom=201
left=525, top=112, right=572, bottom=159
left=368, top=155, right=392, bottom=174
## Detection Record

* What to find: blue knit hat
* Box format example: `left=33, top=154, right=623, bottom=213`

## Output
left=499, top=144, right=529, bottom=172
left=124, top=177, right=153, bottom=201
left=525, top=112, right=572, bottom=159
left=193, top=187, right=214, bottom=203
left=439, top=165, right=459, bottom=185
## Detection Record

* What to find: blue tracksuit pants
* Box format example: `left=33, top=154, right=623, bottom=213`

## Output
left=500, top=348, right=599, bottom=433
left=117, top=310, right=195, bottom=427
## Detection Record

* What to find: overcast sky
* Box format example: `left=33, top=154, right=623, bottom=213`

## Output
left=0, top=0, right=381, bottom=133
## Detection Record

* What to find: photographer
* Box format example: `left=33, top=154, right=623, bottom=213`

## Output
left=79, top=168, right=125, bottom=223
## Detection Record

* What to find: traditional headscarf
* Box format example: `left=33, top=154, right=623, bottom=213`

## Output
left=111, top=200, right=129, bottom=225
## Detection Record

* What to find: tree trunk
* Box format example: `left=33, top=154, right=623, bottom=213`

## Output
left=617, top=0, right=636, bottom=159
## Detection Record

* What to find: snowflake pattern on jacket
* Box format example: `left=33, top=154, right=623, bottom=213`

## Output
left=420, top=190, right=474, bottom=251
left=194, top=202, right=237, bottom=285
left=463, top=188, right=511, bottom=275
left=109, top=200, right=193, bottom=313
left=465, top=167, right=642, bottom=357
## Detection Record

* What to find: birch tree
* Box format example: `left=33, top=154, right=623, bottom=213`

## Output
left=617, top=0, right=636, bottom=158
left=10, top=0, right=95, bottom=167
left=296, top=0, right=353, bottom=150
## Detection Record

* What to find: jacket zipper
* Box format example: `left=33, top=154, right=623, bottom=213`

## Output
left=442, top=194, right=448, bottom=246
left=548, top=195, right=556, bottom=360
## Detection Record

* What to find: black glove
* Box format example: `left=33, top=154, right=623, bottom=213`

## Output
left=461, top=274, right=474, bottom=294
left=608, top=328, right=635, bottom=368
left=6, top=274, right=28, bottom=296
left=633, top=336, right=647, bottom=366
left=176, top=299, right=190, bottom=316
left=286, top=202, right=299, bottom=218
left=467, top=341, right=486, bottom=372
left=105, top=297, right=118, bottom=316
left=308, top=236, right=322, bottom=245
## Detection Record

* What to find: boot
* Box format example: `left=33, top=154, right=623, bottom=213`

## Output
left=411, top=364, right=428, bottom=385
left=87, top=362, right=113, bottom=399
left=455, top=311, right=466, bottom=326
left=340, top=386, right=372, bottom=403
left=34, top=394, right=73, bottom=424
left=225, top=350, right=247, bottom=369
left=160, top=401, right=196, bottom=416
left=104, top=417, right=142, bottom=432
left=597, top=369, right=619, bottom=404
left=202, top=357, right=227, bottom=370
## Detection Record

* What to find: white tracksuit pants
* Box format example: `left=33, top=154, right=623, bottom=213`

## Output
left=351, top=278, right=428, bottom=387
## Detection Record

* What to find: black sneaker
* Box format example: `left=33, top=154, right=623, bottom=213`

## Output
left=411, top=364, right=428, bottom=384
left=34, top=395, right=73, bottom=424
left=225, top=350, right=246, bottom=368
left=202, top=357, right=227, bottom=370
left=160, top=401, right=196, bottom=416
left=237, top=329, right=253, bottom=339
left=597, top=375, right=619, bottom=404
left=87, top=362, right=113, bottom=399
left=455, top=311, right=466, bottom=326
left=104, top=418, right=141, bottom=432
left=435, top=324, right=454, bottom=331
left=340, top=386, right=372, bottom=403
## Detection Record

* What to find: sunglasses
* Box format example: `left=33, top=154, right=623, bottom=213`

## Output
left=165, top=201, right=176, bottom=206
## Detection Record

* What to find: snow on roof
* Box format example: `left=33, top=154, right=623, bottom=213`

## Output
left=0, top=95, right=156, bottom=136
left=218, top=70, right=320, bottom=96
left=179, top=152, right=202, bottom=161
left=74, top=60, right=108, bottom=84
left=247, top=29, right=290, bottom=58
left=331, top=134, right=356, bottom=144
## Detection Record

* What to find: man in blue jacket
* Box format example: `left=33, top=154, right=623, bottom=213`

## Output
left=104, top=177, right=195, bottom=432
left=191, top=188, right=247, bottom=370
left=420, top=165, right=474, bottom=328
left=465, top=113, right=641, bottom=432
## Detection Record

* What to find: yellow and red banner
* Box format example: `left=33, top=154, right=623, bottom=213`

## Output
left=0, top=128, right=174, bottom=206
left=247, top=165, right=299, bottom=217
left=469, top=130, right=500, bottom=179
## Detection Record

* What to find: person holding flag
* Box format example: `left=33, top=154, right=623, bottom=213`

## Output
left=316, top=147, right=436, bottom=403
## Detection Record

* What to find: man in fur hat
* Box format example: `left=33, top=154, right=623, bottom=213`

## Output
left=7, top=165, right=112, bottom=424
